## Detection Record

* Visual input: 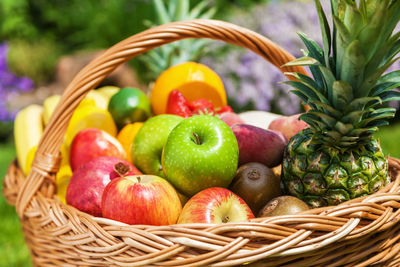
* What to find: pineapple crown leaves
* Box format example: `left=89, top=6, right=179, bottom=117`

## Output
left=284, top=0, right=400, bottom=149
left=140, top=0, right=216, bottom=80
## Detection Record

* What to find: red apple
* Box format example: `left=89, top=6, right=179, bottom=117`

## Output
left=66, top=156, right=137, bottom=217
left=177, top=187, right=254, bottom=224
left=218, top=112, right=244, bottom=127
left=102, top=175, right=182, bottom=225
left=232, top=124, right=287, bottom=168
left=70, top=128, right=126, bottom=171
left=268, top=114, right=308, bottom=140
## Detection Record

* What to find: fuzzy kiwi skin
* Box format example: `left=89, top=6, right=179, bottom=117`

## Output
left=230, top=162, right=281, bottom=215
left=258, top=196, right=309, bottom=217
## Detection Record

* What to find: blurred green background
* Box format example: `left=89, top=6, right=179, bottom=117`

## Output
left=1, top=0, right=399, bottom=266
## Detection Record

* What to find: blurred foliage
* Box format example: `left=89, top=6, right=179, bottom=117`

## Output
left=138, top=0, right=217, bottom=82
left=7, top=39, right=61, bottom=84
left=0, top=0, right=268, bottom=84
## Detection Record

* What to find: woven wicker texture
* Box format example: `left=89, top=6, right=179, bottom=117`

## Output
left=3, top=19, right=400, bottom=266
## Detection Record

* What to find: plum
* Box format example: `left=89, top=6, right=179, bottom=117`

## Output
left=268, top=114, right=308, bottom=140
left=66, top=156, right=139, bottom=217
left=231, top=124, right=287, bottom=168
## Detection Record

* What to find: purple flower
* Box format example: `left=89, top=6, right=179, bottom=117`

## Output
left=17, top=77, right=34, bottom=92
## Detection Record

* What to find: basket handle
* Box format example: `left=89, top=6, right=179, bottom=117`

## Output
left=16, top=19, right=308, bottom=216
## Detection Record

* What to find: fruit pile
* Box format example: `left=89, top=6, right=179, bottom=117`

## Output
left=15, top=0, right=400, bottom=225
left=15, top=62, right=311, bottom=226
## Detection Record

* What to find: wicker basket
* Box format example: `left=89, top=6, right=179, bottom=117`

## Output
left=3, top=19, right=400, bottom=266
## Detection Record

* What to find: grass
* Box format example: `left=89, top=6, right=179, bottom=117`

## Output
left=0, top=123, right=399, bottom=266
left=0, top=140, right=32, bottom=267
left=375, top=123, right=400, bottom=159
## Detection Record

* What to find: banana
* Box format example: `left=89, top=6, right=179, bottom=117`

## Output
left=14, top=104, right=44, bottom=175
left=55, top=142, right=73, bottom=204
left=43, top=94, right=61, bottom=126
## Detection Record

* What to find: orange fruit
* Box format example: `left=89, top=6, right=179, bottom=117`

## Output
left=117, top=122, right=144, bottom=162
left=150, top=62, right=227, bottom=115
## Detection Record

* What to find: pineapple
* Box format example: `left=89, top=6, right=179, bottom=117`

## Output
left=282, top=0, right=400, bottom=208
left=139, top=0, right=216, bottom=82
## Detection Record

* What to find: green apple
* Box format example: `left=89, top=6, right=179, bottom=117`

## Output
left=162, top=115, right=239, bottom=196
left=132, top=115, right=183, bottom=177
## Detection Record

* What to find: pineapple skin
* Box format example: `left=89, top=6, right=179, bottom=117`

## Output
left=282, top=128, right=390, bottom=208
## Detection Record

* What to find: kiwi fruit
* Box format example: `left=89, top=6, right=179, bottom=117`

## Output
left=230, top=162, right=281, bottom=214
left=258, top=196, right=309, bottom=217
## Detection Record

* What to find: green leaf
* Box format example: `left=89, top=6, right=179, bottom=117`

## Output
left=330, top=0, right=339, bottom=16
left=284, top=81, right=322, bottom=103
left=385, top=38, right=400, bottom=65
left=346, top=96, right=381, bottom=112
left=361, top=56, right=400, bottom=96
left=380, top=2, right=400, bottom=48
left=379, top=70, right=400, bottom=83
left=365, top=121, right=389, bottom=128
left=199, top=6, right=217, bottom=19
left=307, top=111, right=337, bottom=127
left=291, top=90, right=309, bottom=104
left=334, top=121, right=353, bottom=135
left=344, top=4, right=363, bottom=37
left=314, top=0, right=332, bottom=67
left=308, top=100, right=342, bottom=118
left=342, top=110, right=372, bottom=124
left=298, top=32, right=324, bottom=64
left=332, top=80, right=353, bottom=109
left=325, top=130, right=342, bottom=141
left=175, top=0, right=189, bottom=21
left=318, top=66, right=336, bottom=102
left=309, top=65, right=326, bottom=92
left=359, top=0, right=367, bottom=17
left=358, top=0, right=387, bottom=61
left=153, top=0, right=170, bottom=24
left=282, top=56, right=320, bottom=67
left=342, top=40, right=366, bottom=93
left=190, top=0, right=209, bottom=19
left=371, top=107, right=397, bottom=116
left=380, top=90, right=400, bottom=103
left=299, top=113, right=324, bottom=130
left=340, top=136, right=359, bottom=142
left=359, top=113, right=395, bottom=127
left=284, top=72, right=328, bottom=103
left=364, top=32, right=400, bottom=79
left=332, top=14, right=352, bottom=76
left=350, top=127, right=378, bottom=136
left=370, top=82, right=400, bottom=96
left=168, top=0, right=178, bottom=17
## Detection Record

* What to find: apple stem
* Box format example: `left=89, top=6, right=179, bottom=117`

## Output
left=192, top=132, right=201, bottom=145
left=137, top=176, right=141, bottom=183
left=222, top=216, right=229, bottom=223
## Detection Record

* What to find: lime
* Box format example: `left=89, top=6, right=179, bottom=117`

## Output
left=108, top=87, right=151, bottom=129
